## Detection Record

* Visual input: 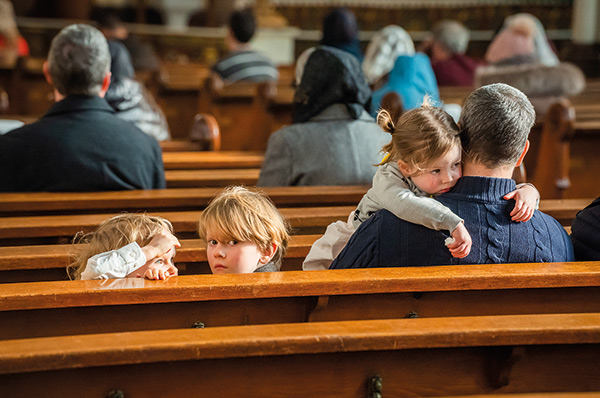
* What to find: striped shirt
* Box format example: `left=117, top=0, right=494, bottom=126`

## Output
left=212, top=50, right=279, bottom=83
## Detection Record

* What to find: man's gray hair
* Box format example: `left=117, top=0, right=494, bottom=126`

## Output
left=459, top=83, right=536, bottom=168
left=48, top=24, right=110, bottom=96
left=432, top=20, right=470, bottom=55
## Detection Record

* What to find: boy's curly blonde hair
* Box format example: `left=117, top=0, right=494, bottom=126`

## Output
left=68, top=213, right=173, bottom=280
left=198, top=186, right=290, bottom=269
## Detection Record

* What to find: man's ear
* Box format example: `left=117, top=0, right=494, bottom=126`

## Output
left=98, top=71, right=111, bottom=98
left=259, top=243, right=277, bottom=265
left=42, top=61, right=52, bottom=85
left=515, top=140, right=530, bottom=167
left=397, top=159, right=414, bottom=176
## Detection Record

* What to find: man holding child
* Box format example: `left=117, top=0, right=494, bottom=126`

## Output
left=331, top=83, right=574, bottom=268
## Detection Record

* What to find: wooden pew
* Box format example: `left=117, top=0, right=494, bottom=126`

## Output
left=162, top=151, right=264, bottom=169
left=198, top=77, right=274, bottom=151
left=0, top=185, right=368, bottom=216
left=0, top=234, right=320, bottom=283
left=1, top=262, right=599, bottom=339
left=1, top=313, right=599, bottom=397
left=0, top=198, right=585, bottom=242
left=165, top=168, right=260, bottom=187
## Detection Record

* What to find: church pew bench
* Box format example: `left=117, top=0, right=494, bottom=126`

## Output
left=0, top=234, right=321, bottom=283
left=0, top=185, right=368, bottom=216
left=0, top=313, right=599, bottom=397
left=0, top=198, right=587, bottom=243
left=161, top=150, right=264, bottom=169
left=1, top=262, right=599, bottom=339
left=0, top=219, right=574, bottom=283
left=0, top=205, right=354, bottom=245
left=164, top=168, right=260, bottom=187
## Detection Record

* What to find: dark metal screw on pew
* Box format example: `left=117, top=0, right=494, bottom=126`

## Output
left=367, top=375, right=383, bottom=398
left=192, top=321, right=206, bottom=328
left=106, top=390, right=125, bottom=398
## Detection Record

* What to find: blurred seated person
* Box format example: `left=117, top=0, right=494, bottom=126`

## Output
left=0, top=0, right=29, bottom=68
left=105, top=40, right=170, bottom=141
left=571, top=197, right=600, bottom=260
left=478, top=13, right=584, bottom=116
left=0, top=24, right=165, bottom=192
left=362, top=25, right=440, bottom=116
left=321, top=7, right=363, bottom=62
left=96, top=11, right=160, bottom=73
left=257, top=46, right=388, bottom=186
left=424, top=20, right=483, bottom=86
left=212, top=8, right=278, bottom=84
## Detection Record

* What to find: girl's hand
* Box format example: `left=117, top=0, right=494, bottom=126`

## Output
left=143, top=262, right=178, bottom=280
left=504, top=184, right=539, bottom=222
left=447, top=222, right=472, bottom=258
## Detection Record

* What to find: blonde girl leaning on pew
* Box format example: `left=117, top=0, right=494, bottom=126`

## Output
left=304, top=100, right=540, bottom=270
left=68, top=214, right=180, bottom=280
left=198, top=186, right=290, bottom=274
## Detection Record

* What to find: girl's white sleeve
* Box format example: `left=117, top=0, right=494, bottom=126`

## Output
left=80, top=242, right=147, bottom=280
left=359, top=164, right=463, bottom=232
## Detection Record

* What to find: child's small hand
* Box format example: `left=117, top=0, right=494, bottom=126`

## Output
left=504, top=184, right=539, bottom=222
left=447, top=222, right=472, bottom=258
left=143, top=262, right=178, bottom=280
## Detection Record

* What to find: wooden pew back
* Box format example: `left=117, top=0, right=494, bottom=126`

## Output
left=1, top=313, right=599, bottom=397
left=1, top=262, right=599, bottom=339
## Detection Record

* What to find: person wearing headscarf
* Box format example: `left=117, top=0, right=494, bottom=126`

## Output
left=0, top=0, right=29, bottom=68
left=104, top=40, right=170, bottom=141
left=477, top=13, right=584, bottom=116
left=321, top=8, right=363, bottom=62
left=257, top=46, right=388, bottom=186
left=502, top=13, right=559, bottom=67
left=363, top=25, right=440, bottom=116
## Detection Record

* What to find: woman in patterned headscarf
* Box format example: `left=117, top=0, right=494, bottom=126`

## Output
left=258, top=46, right=388, bottom=187
left=363, top=25, right=440, bottom=116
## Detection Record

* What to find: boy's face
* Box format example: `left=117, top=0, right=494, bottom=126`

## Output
left=403, top=145, right=462, bottom=195
left=206, top=231, right=269, bottom=274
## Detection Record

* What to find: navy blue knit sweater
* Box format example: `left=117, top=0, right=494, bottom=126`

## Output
left=331, top=176, right=574, bottom=269
left=571, top=197, right=600, bottom=260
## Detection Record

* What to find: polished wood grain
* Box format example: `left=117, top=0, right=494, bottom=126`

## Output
left=164, top=168, right=260, bottom=187
left=0, top=314, right=599, bottom=397
left=0, top=206, right=354, bottom=241
left=1, top=262, right=599, bottom=339
left=0, top=185, right=368, bottom=215
left=162, top=151, right=264, bottom=169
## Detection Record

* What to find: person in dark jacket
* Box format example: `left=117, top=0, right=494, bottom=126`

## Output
left=571, top=197, right=600, bottom=260
left=331, top=83, right=574, bottom=269
left=0, top=24, right=165, bottom=192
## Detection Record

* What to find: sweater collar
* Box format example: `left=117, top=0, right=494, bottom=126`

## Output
left=442, top=176, right=517, bottom=204
left=44, top=95, right=115, bottom=118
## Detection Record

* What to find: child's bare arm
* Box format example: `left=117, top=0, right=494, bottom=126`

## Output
left=503, top=183, right=539, bottom=222
left=446, top=222, right=472, bottom=258
left=141, top=231, right=180, bottom=261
